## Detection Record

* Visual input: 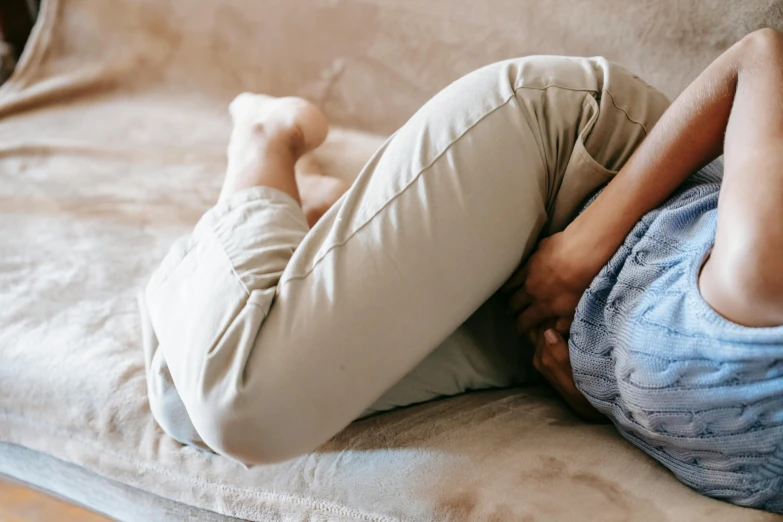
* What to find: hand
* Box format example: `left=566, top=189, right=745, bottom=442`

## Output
left=504, top=229, right=605, bottom=334
left=530, top=327, right=606, bottom=423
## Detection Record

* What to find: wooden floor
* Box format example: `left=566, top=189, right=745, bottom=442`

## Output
left=0, top=476, right=110, bottom=522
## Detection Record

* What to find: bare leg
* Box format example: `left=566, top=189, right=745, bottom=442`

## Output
left=220, top=93, right=330, bottom=203
left=296, top=157, right=349, bottom=227
left=221, top=93, right=348, bottom=227
left=144, top=56, right=669, bottom=464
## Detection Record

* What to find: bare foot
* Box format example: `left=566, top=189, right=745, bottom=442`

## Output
left=220, top=93, right=329, bottom=202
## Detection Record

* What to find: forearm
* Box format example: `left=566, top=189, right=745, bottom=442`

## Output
left=565, top=36, right=746, bottom=267
left=505, top=31, right=782, bottom=334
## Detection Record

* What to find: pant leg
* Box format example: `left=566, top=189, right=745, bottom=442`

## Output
left=140, top=55, right=669, bottom=464
left=362, top=59, right=671, bottom=416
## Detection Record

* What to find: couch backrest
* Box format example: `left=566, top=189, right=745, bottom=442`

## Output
left=19, top=0, right=783, bottom=134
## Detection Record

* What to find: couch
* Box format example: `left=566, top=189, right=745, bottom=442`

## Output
left=1, top=0, right=782, bottom=520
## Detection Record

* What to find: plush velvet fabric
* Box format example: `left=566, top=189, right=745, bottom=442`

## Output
left=1, top=0, right=782, bottom=520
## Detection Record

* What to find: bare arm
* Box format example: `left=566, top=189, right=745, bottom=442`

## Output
left=506, top=29, right=783, bottom=414
left=579, top=28, right=783, bottom=328
left=699, top=29, right=783, bottom=327
left=567, top=31, right=762, bottom=280
left=512, top=28, right=783, bottom=332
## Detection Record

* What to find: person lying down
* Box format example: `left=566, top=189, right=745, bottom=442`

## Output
left=139, top=28, right=783, bottom=512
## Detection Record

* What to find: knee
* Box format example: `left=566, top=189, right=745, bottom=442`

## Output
left=187, top=392, right=315, bottom=465
left=141, top=308, right=208, bottom=449
left=146, top=380, right=207, bottom=450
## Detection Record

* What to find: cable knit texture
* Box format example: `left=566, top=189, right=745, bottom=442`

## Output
left=571, top=159, right=783, bottom=512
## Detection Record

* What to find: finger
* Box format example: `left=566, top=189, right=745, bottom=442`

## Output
left=544, top=329, right=570, bottom=365
left=555, top=317, right=573, bottom=335
left=517, top=305, right=550, bottom=334
left=540, top=343, right=556, bottom=371
left=509, top=287, right=533, bottom=313
left=543, top=329, right=578, bottom=390
left=536, top=330, right=590, bottom=414
left=502, top=262, right=529, bottom=293
left=543, top=327, right=562, bottom=345
left=541, top=334, right=567, bottom=367
left=540, top=351, right=573, bottom=399
left=539, top=349, right=571, bottom=397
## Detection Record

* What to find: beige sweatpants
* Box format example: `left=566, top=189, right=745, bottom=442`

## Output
left=139, top=56, right=669, bottom=464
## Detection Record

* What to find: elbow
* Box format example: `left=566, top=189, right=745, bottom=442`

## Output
left=736, top=28, right=783, bottom=60
left=700, top=241, right=783, bottom=328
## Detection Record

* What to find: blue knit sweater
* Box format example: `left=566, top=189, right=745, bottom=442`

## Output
left=570, top=159, right=783, bottom=512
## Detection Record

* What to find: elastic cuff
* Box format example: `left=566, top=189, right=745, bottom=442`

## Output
left=198, top=186, right=310, bottom=293
left=196, top=185, right=304, bottom=232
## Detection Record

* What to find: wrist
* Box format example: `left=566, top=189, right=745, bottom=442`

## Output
left=562, top=217, right=618, bottom=278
